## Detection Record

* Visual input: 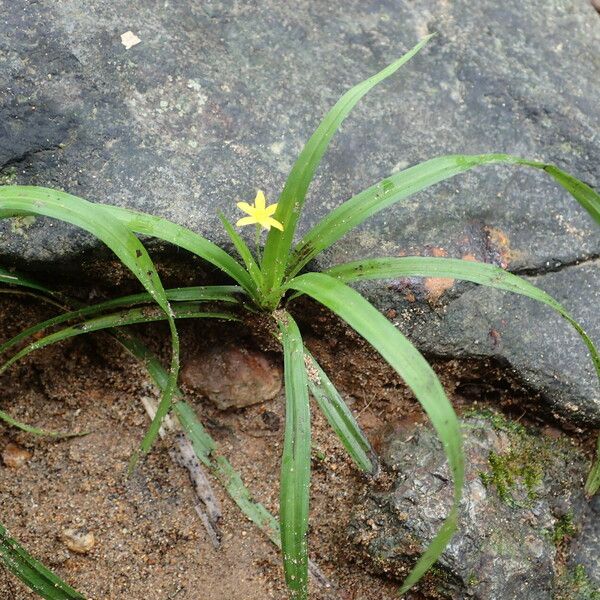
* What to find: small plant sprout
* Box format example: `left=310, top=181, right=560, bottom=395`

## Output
left=0, top=35, right=599, bottom=600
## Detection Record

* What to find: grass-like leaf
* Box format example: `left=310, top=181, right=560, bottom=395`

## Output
left=304, top=350, right=377, bottom=474
left=0, top=408, right=85, bottom=439
left=0, top=522, right=85, bottom=599
left=0, top=285, right=241, bottom=357
left=260, top=35, right=435, bottom=296
left=288, top=155, right=600, bottom=278
left=287, top=272, right=463, bottom=593
left=328, top=256, right=600, bottom=496
left=586, top=436, right=600, bottom=496
left=0, top=304, right=237, bottom=376
left=0, top=186, right=181, bottom=465
left=276, top=311, right=311, bottom=599
left=97, top=203, right=258, bottom=300
left=326, top=256, right=600, bottom=380
left=0, top=267, right=60, bottom=295
left=0, top=274, right=288, bottom=570
left=175, top=402, right=282, bottom=544
left=218, top=213, right=263, bottom=290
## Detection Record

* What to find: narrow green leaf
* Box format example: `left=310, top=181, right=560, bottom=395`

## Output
left=174, top=401, right=282, bottom=545
left=543, top=165, right=600, bottom=226
left=0, top=186, right=180, bottom=464
left=0, top=408, right=85, bottom=438
left=288, top=154, right=600, bottom=278
left=325, top=256, right=600, bottom=381
left=0, top=188, right=171, bottom=315
left=261, top=35, right=435, bottom=294
left=122, top=343, right=284, bottom=547
left=0, top=304, right=237, bottom=376
left=0, top=267, right=58, bottom=295
left=0, top=522, right=85, bottom=599
left=110, top=318, right=290, bottom=557
left=0, top=275, right=290, bottom=590
left=286, top=272, right=463, bottom=593
left=173, top=401, right=217, bottom=467
left=585, top=436, right=600, bottom=496
left=276, top=311, right=311, bottom=599
left=97, top=203, right=258, bottom=299
left=0, top=285, right=241, bottom=356
left=218, top=213, right=263, bottom=290
left=304, top=350, right=377, bottom=474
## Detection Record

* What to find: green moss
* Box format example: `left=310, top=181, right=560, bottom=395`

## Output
left=552, top=512, right=577, bottom=545
left=479, top=447, right=544, bottom=507
left=555, top=564, right=600, bottom=600
left=464, top=408, right=527, bottom=435
left=0, top=166, right=17, bottom=185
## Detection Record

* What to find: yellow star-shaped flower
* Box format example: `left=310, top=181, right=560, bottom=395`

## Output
left=236, top=190, right=283, bottom=231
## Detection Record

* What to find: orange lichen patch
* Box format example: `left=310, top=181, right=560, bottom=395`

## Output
left=422, top=247, right=455, bottom=303
left=423, top=276, right=455, bottom=303
left=484, top=226, right=512, bottom=268
left=462, top=253, right=478, bottom=262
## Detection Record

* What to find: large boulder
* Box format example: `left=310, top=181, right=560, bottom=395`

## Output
left=0, top=0, right=599, bottom=423
left=348, top=413, right=600, bottom=599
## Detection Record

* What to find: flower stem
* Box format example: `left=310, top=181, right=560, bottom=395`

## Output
left=255, top=223, right=262, bottom=264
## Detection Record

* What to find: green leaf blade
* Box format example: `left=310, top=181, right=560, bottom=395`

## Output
left=261, top=35, right=435, bottom=294
left=0, top=304, right=237, bottom=376
left=0, top=408, right=84, bottom=439
left=0, top=186, right=181, bottom=463
left=287, top=272, right=463, bottom=593
left=325, top=256, right=600, bottom=383
left=276, top=311, right=311, bottom=599
left=288, top=155, right=600, bottom=278
left=97, top=203, right=257, bottom=297
left=218, top=213, right=263, bottom=292
left=0, top=522, right=86, bottom=599
left=305, top=350, right=377, bottom=474
left=0, top=285, right=240, bottom=357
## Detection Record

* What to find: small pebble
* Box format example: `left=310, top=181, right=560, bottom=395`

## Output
left=62, top=528, right=95, bottom=554
left=2, top=443, right=32, bottom=468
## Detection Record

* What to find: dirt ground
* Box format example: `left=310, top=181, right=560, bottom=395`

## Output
left=0, top=294, right=594, bottom=600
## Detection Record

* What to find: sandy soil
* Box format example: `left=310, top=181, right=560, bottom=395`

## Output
left=0, top=295, right=593, bottom=600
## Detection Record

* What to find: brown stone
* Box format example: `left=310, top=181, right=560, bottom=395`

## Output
left=62, top=528, right=95, bottom=554
left=2, top=442, right=32, bottom=468
left=181, top=346, right=282, bottom=410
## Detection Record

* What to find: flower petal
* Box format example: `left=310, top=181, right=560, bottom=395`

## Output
left=236, top=201, right=254, bottom=215
left=266, top=217, right=284, bottom=231
left=236, top=216, right=257, bottom=227
left=254, top=190, right=266, bottom=210
left=265, top=203, right=278, bottom=216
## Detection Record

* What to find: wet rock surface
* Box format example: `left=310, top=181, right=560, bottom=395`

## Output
left=0, top=1, right=598, bottom=424
left=349, top=414, right=600, bottom=599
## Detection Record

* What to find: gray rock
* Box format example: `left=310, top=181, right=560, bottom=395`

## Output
left=367, top=260, right=600, bottom=426
left=569, top=492, right=600, bottom=589
left=348, top=414, right=599, bottom=599
left=0, top=1, right=599, bottom=423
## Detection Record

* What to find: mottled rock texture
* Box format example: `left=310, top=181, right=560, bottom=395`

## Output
left=349, top=414, right=599, bottom=599
left=0, top=0, right=599, bottom=423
